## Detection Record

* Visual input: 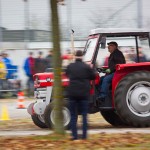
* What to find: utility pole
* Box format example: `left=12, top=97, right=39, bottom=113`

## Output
left=24, top=0, right=30, bottom=50
left=67, top=0, right=73, bottom=48
left=137, top=0, right=143, bottom=28
left=0, top=0, right=3, bottom=50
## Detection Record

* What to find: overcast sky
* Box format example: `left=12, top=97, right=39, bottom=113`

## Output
left=1, top=0, right=150, bottom=33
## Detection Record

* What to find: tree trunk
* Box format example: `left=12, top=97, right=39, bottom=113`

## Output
left=50, top=0, right=64, bottom=134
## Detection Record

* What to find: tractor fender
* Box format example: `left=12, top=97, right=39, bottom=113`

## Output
left=111, top=62, right=150, bottom=107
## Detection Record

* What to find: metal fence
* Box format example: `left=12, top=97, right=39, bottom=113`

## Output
left=0, top=66, right=21, bottom=98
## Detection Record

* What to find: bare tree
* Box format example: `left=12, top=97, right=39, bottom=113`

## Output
left=50, top=0, right=87, bottom=135
left=50, top=0, right=64, bottom=134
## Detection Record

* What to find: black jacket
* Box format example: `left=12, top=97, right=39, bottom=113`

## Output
left=66, top=59, right=96, bottom=97
left=108, top=49, right=126, bottom=73
left=34, top=58, right=47, bottom=73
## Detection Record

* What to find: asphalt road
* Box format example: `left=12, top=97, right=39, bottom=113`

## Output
left=0, top=98, right=150, bottom=136
left=0, top=99, right=32, bottom=119
left=1, top=128, right=150, bottom=137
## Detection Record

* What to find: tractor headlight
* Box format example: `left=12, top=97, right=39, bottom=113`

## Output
left=46, top=77, right=51, bottom=82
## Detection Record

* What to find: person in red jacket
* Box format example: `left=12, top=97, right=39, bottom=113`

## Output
left=23, top=52, right=35, bottom=97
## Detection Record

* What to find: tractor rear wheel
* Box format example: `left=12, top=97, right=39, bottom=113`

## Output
left=115, top=71, right=150, bottom=127
left=100, top=110, right=126, bottom=126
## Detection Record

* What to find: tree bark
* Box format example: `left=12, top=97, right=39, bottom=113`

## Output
left=50, top=0, right=64, bottom=134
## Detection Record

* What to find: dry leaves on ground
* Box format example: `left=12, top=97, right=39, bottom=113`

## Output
left=0, top=133, right=150, bottom=150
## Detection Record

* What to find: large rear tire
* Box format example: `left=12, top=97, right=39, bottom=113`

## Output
left=31, top=114, right=48, bottom=128
left=101, top=110, right=126, bottom=126
left=115, top=71, right=150, bottom=127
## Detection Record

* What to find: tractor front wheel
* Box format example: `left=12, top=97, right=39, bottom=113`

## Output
left=44, top=103, right=71, bottom=129
left=31, top=114, right=48, bottom=128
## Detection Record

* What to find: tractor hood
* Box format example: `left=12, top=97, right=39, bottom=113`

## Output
left=116, top=62, right=150, bottom=71
left=33, top=72, right=69, bottom=88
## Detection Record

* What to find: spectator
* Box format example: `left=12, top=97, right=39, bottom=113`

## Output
left=45, top=50, right=53, bottom=68
left=34, top=51, right=47, bottom=73
left=127, top=47, right=136, bottom=62
left=134, top=47, right=147, bottom=62
left=0, top=54, right=7, bottom=98
left=65, top=50, right=96, bottom=141
left=62, top=49, right=74, bottom=67
left=0, top=54, right=7, bottom=79
left=23, top=52, right=35, bottom=97
left=2, top=51, right=13, bottom=79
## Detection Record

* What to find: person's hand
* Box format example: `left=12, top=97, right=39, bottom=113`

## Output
left=105, top=69, right=111, bottom=74
left=97, top=67, right=105, bottom=73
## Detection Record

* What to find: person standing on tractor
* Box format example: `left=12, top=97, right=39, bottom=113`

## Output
left=97, top=41, right=126, bottom=104
left=65, top=50, right=96, bottom=141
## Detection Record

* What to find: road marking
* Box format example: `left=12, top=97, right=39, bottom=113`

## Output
left=0, top=104, right=10, bottom=121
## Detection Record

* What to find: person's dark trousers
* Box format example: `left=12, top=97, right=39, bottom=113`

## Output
left=69, top=97, right=89, bottom=140
left=27, top=75, right=34, bottom=97
left=99, top=73, right=114, bottom=98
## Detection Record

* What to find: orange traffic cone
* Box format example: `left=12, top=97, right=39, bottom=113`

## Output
left=17, top=91, right=26, bottom=109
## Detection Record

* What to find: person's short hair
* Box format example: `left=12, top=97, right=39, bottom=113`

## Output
left=107, top=41, right=118, bottom=47
left=39, top=51, right=43, bottom=55
left=66, top=49, right=71, bottom=54
left=29, top=52, right=33, bottom=55
left=75, top=50, right=83, bottom=57
left=1, top=51, right=7, bottom=55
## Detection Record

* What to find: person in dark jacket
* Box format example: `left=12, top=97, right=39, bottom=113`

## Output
left=98, top=41, right=126, bottom=103
left=45, top=50, right=53, bottom=68
left=34, top=51, right=47, bottom=73
left=66, top=50, right=96, bottom=141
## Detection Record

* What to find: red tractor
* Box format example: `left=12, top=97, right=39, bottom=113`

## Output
left=27, top=28, right=150, bottom=128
